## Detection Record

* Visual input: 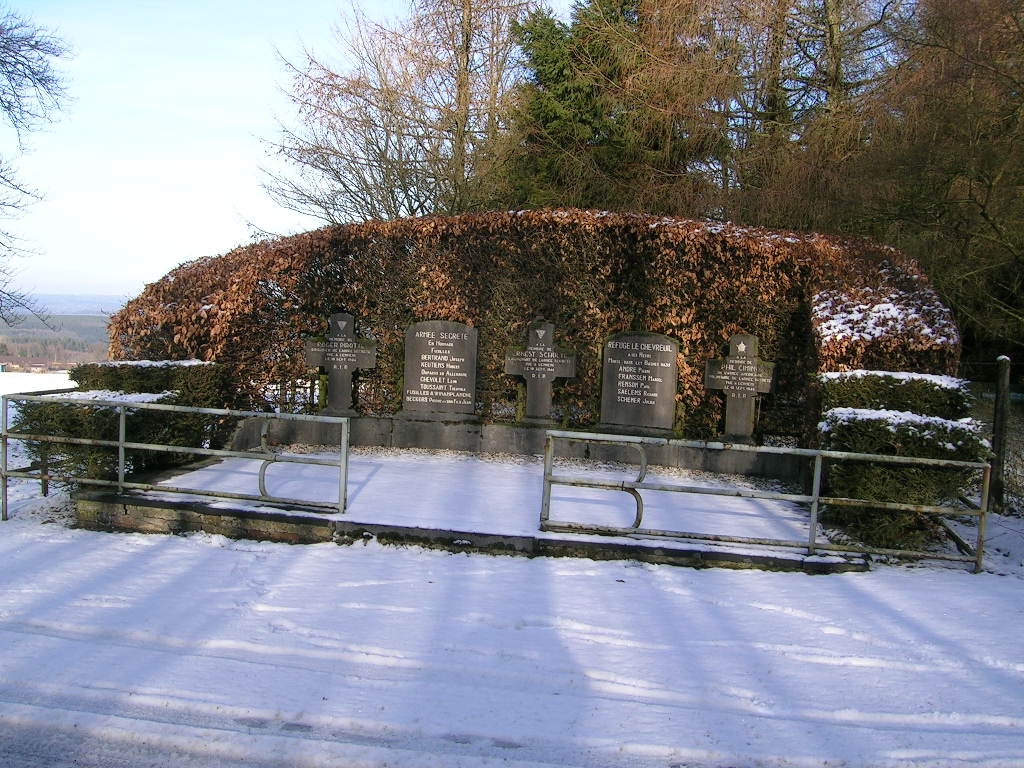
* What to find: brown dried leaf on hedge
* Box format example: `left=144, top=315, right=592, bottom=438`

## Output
left=108, top=209, right=959, bottom=438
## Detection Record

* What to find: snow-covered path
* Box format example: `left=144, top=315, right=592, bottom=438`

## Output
left=1, top=504, right=1023, bottom=768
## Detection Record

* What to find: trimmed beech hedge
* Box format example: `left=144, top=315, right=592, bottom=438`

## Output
left=819, top=370, right=973, bottom=419
left=818, top=408, right=988, bottom=548
left=107, top=209, right=960, bottom=438
left=13, top=361, right=237, bottom=487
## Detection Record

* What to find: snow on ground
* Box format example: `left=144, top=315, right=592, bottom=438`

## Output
left=152, top=447, right=817, bottom=549
left=2, top=372, right=1024, bottom=767
left=0, top=371, right=75, bottom=395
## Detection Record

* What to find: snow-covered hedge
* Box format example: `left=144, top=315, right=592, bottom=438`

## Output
left=818, top=408, right=988, bottom=547
left=819, top=408, right=986, bottom=457
left=811, top=259, right=959, bottom=375
left=819, top=370, right=973, bottom=419
left=70, top=359, right=231, bottom=410
left=13, top=361, right=238, bottom=488
left=13, top=390, right=180, bottom=485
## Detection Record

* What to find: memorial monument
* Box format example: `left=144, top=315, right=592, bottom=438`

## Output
left=600, top=332, right=679, bottom=432
left=504, top=320, right=576, bottom=423
left=402, top=320, right=478, bottom=420
left=704, top=333, right=774, bottom=442
left=304, top=313, right=377, bottom=416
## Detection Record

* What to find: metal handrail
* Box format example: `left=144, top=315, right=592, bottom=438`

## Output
left=541, top=430, right=991, bottom=572
left=1, top=392, right=351, bottom=518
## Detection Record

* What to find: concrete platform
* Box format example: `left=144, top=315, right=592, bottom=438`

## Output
left=75, top=448, right=869, bottom=574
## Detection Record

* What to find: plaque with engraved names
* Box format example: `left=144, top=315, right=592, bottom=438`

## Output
left=600, top=332, right=678, bottom=430
left=403, top=320, right=478, bottom=416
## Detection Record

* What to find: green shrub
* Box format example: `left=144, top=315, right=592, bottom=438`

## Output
left=70, top=360, right=233, bottom=409
left=12, top=361, right=239, bottom=488
left=13, top=391, right=176, bottom=484
left=75, top=359, right=239, bottom=451
left=818, top=407, right=988, bottom=548
left=820, top=370, right=972, bottom=418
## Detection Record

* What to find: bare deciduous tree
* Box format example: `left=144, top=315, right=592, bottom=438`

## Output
left=0, top=7, right=69, bottom=322
left=724, top=0, right=913, bottom=227
left=505, top=0, right=912, bottom=222
left=849, top=0, right=1024, bottom=358
left=265, top=0, right=533, bottom=224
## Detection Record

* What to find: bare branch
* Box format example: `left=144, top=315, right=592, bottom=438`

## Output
left=0, top=9, right=69, bottom=145
left=0, top=8, right=69, bottom=324
left=264, top=0, right=533, bottom=223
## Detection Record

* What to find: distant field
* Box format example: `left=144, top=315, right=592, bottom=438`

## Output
left=34, top=293, right=127, bottom=315
left=2, top=314, right=111, bottom=345
left=0, top=314, right=110, bottom=368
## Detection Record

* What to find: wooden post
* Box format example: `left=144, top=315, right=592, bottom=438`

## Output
left=991, top=355, right=1010, bottom=515
left=40, top=449, right=49, bottom=498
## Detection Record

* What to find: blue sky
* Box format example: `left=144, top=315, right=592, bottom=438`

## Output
left=7, top=0, right=499, bottom=299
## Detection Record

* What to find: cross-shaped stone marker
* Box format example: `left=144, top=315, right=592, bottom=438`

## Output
left=304, top=312, right=377, bottom=416
left=704, top=333, right=774, bottom=442
left=504, top=321, right=576, bottom=422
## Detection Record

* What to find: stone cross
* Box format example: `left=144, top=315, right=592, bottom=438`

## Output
left=504, top=321, right=576, bottom=422
left=304, top=313, right=376, bottom=415
left=704, top=333, right=774, bottom=442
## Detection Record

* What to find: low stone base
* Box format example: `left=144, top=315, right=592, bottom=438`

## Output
left=76, top=493, right=335, bottom=544
left=73, top=490, right=868, bottom=574
left=231, top=416, right=805, bottom=482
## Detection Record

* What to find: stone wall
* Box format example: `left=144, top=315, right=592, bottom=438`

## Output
left=229, top=415, right=806, bottom=482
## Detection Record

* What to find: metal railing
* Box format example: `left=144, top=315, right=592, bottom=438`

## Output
left=541, top=430, right=991, bottom=572
left=1, top=392, right=351, bottom=519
